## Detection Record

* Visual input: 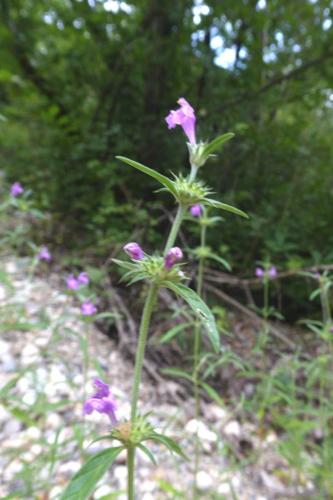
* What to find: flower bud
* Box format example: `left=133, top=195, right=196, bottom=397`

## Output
left=190, top=204, right=203, bottom=217
left=164, top=247, right=183, bottom=269
left=123, top=242, right=144, bottom=261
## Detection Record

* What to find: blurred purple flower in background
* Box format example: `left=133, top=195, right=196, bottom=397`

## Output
left=83, top=378, right=117, bottom=424
left=268, top=266, right=277, bottom=279
left=38, top=246, right=52, bottom=262
left=164, top=247, right=183, bottom=269
left=123, top=242, right=144, bottom=261
left=255, top=267, right=265, bottom=278
left=190, top=204, right=203, bottom=217
left=78, top=272, right=89, bottom=286
left=81, top=300, right=97, bottom=316
left=165, top=97, right=196, bottom=145
left=10, top=182, right=24, bottom=197
left=255, top=266, right=277, bottom=279
left=66, top=274, right=79, bottom=290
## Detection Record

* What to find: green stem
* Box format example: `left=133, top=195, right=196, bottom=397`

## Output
left=127, top=446, right=135, bottom=500
left=192, top=221, right=206, bottom=498
left=130, top=283, right=158, bottom=421
left=164, top=204, right=185, bottom=254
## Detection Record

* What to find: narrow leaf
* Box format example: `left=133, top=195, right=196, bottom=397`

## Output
left=116, top=156, right=176, bottom=196
left=137, top=444, right=157, bottom=465
left=165, top=282, right=220, bottom=352
left=203, top=198, right=248, bottom=219
left=145, top=432, right=188, bottom=460
left=206, top=253, right=232, bottom=272
left=159, top=321, right=193, bottom=343
left=201, top=382, right=225, bottom=406
left=202, top=132, right=235, bottom=157
left=161, top=367, right=193, bottom=382
left=61, top=446, right=123, bottom=500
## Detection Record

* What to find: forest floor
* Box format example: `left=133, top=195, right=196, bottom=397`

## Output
left=0, top=256, right=315, bottom=499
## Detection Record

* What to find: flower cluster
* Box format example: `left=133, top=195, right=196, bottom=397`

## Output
left=83, top=378, right=117, bottom=425
left=255, top=266, right=277, bottom=279
left=124, top=242, right=183, bottom=270
left=66, top=272, right=90, bottom=290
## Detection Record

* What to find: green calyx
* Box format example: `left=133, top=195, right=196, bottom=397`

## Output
left=111, top=417, right=154, bottom=446
left=173, top=175, right=212, bottom=206
left=113, top=256, right=186, bottom=286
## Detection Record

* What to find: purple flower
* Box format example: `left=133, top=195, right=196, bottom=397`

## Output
left=66, top=274, right=79, bottom=290
left=81, top=300, right=97, bottom=316
left=164, top=247, right=183, bottom=269
left=38, top=246, right=52, bottom=262
left=83, top=378, right=117, bottom=425
left=255, top=267, right=265, bottom=278
left=11, top=182, right=24, bottom=197
left=165, top=97, right=196, bottom=145
left=268, top=266, right=277, bottom=279
left=78, top=272, right=89, bottom=286
left=123, top=242, right=144, bottom=261
left=190, top=204, right=203, bottom=217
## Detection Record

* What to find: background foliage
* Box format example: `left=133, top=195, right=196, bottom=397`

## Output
left=1, top=0, right=333, bottom=284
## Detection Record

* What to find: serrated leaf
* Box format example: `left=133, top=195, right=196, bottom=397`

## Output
left=145, top=432, right=188, bottom=460
left=158, top=321, right=193, bottom=343
left=60, top=446, right=124, bottom=500
left=203, top=198, right=248, bottom=218
left=165, top=282, right=220, bottom=352
left=116, top=156, right=176, bottom=196
left=137, top=443, right=157, bottom=465
left=202, top=132, right=235, bottom=157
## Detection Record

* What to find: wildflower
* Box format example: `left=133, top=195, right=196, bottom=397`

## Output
left=255, top=267, right=264, bottom=278
left=38, top=246, right=52, bottom=262
left=83, top=378, right=117, bottom=425
left=165, top=97, right=196, bottom=145
left=164, top=247, right=183, bottom=269
left=81, top=300, right=97, bottom=316
left=190, top=204, right=203, bottom=217
left=123, top=242, right=144, bottom=261
left=77, top=272, right=89, bottom=286
left=10, top=182, right=24, bottom=197
left=268, top=266, right=277, bottom=279
left=66, top=274, right=79, bottom=290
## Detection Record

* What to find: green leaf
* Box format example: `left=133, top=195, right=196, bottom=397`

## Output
left=164, top=282, right=220, bottom=352
left=60, top=446, right=124, bottom=500
left=161, top=367, right=193, bottom=382
left=116, top=156, right=176, bottom=196
left=206, top=252, right=232, bottom=272
left=203, top=198, right=248, bottom=219
left=112, top=258, right=137, bottom=270
left=200, top=382, right=225, bottom=406
left=202, top=132, right=235, bottom=157
left=145, top=432, right=188, bottom=460
left=158, top=321, right=193, bottom=343
left=137, top=443, right=157, bottom=465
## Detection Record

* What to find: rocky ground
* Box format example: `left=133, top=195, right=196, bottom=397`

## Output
left=0, top=257, right=315, bottom=499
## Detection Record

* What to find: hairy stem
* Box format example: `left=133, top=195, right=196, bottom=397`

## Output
left=130, top=283, right=158, bottom=421
left=164, top=204, right=185, bottom=254
left=127, top=446, right=135, bottom=500
left=192, top=221, right=206, bottom=498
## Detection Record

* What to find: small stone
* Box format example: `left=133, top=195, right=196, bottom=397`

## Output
left=196, top=471, right=213, bottom=490
left=95, top=485, right=114, bottom=498
left=224, top=420, right=241, bottom=437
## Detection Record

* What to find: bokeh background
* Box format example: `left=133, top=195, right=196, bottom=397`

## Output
left=1, top=0, right=333, bottom=316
